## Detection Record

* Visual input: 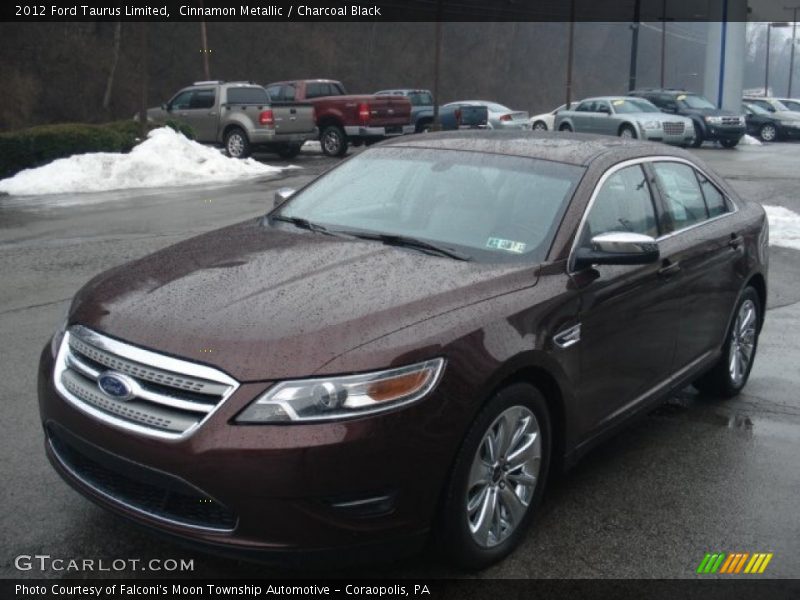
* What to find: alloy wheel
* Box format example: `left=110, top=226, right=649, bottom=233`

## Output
left=465, top=405, right=541, bottom=548
left=729, top=299, right=757, bottom=386
left=620, top=128, right=635, bottom=139
left=322, top=130, right=342, bottom=155
left=533, top=122, right=547, bottom=131
left=760, top=124, right=776, bottom=142
left=227, top=133, right=245, bottom=158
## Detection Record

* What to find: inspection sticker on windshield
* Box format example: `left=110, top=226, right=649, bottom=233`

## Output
left=612, top=99, right=625, bottom=106
left=486, top=238, right=526, bottom=253
left=677, top=94, right=687, bottom=101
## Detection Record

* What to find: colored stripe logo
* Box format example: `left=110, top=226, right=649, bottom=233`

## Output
left=696, top=552, right=773, bottom=574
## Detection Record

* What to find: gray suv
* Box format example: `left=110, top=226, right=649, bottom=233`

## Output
left=147, top=81, right=317, bottom=159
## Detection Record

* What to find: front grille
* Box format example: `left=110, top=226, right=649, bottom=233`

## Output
left=55, top=326, right=238, bottom=439
left=721, top=116, right=742, bottom=126
left=48, top=425, right=237, bottom=531
left=663, top=121, right=685, bottom=135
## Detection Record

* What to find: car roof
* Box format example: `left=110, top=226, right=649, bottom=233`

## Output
left=379, top=131, right=690, bottom=167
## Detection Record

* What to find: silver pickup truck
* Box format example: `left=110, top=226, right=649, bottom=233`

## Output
left=147, top=81, right=317, bottom=159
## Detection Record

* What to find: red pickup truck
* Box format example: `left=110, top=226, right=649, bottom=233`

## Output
left=265, top=79, right=414, bottom=157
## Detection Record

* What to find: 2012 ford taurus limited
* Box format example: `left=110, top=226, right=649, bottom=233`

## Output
left=38, top=131, right=768, bottom=569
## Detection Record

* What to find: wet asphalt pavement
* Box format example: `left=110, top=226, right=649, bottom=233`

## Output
left=0, top=142, right=798, bottom=579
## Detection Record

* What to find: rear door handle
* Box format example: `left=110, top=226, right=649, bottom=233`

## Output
left=658, top=260, right=681, bottom=278
left=729, top=234, right=744, bottom=249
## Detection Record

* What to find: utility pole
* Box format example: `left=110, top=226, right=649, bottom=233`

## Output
left=786, top=6, right=799, bottom=97
left=199, top=0, right=210, bottom=79
left=431, top=0, right=444, bottom=130
left=660, top=0, right=667, bottom=88
left=628, top=0, right=641, bottom=91
left=565, top=0, right=575, bottom=105
left=138, top=23, right=149, bottom=139
left=766, top=22, right=791, bottom=96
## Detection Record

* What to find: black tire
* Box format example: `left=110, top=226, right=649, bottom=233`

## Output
left=618, top=124, right=637, bottom=139
left=694, top=287, right=761, bottom=398
left=276, top=144, right=302, bottom=159
left=558, top=123, right=572, bottom=132
left=224, top=127, right=251, bottom=159
left=532, top=121, right=548, bottom=131
left=320, top=125, right=349, bottom=157
left=691, top=129, right=704, bottom=148
left=436, top=382, right=551, bottom=570
left=720, top=138, right=740, bottom=149
left=759, top=123, right=778, bottom=143
left=416, top=119, right=433, bottom=133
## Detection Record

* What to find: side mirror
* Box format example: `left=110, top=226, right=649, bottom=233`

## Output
left=161, top=103, right=168, bottom=111
left=573, top=232, right=659, bottom=270
left=273, top=187, right=296, bottom=208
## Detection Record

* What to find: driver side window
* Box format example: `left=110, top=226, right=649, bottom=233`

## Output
left=170, top=90, right=193, bottom=110
left=580, top=165, right=658, bottom=247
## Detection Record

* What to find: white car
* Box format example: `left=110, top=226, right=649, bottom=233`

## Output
left=530, top=102, right=579, bottom=131
left=454, top=101, right=530, bottom=130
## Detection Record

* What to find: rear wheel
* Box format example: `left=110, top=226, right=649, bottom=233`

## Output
left=224, top=127, right=250, bottom=159
left=558, top=123, right=572, bottom=132
left=691, top=129, right=704, bottom=147
left=437, top=383, right=551, bottom=570
left=759, top=123, right=777, bottom=142
left=720, top=138, right=740, bottom=148
left=694, top=287, right=761, bottom=397
left=276, top=144, right=302, bottom=159
left=532, top=121, right=548, bottom=131
left=619, top=124, right=637, bottom=139
left=320, top=125, right=348, bottom=157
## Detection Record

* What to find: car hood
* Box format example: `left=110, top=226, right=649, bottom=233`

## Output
left=628, top=112, right=692, bottom=124
left=681, top=107, right=740, bottom=117
left=69, top=219, right=538, bottom=382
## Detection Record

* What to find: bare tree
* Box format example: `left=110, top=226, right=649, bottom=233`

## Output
left=102, top=22, right=122, bottom=112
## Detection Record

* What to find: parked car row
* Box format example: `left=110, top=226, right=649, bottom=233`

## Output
left=533, top=88, right=800, bottom=148
left=148, top=79, right=531, bottom=159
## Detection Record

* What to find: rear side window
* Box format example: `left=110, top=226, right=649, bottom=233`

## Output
left=189, top=89, right=215, bottom=109
left=652, top=162, right=708, bottom=231
left=581, top=165, right=658, bottom=245
left=697, top=171, right=729, bottom=218
left=306, top=82, right=335, bottom=98
left=226, top=87, right=268, bottom=105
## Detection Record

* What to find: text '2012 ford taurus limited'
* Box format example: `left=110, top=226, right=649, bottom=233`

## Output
left=39, top=132, right=768, bottom=569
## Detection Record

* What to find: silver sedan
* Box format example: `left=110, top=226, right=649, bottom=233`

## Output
left=451, top=100, right=530, bottom=130
left=555, top=97, right=696, bottom=145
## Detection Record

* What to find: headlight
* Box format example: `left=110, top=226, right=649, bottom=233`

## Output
left=705, top=116, right=723, bottom=124
left=640, top=120, right=661, bottom=130
left=236, top=358, right=445, bottom=423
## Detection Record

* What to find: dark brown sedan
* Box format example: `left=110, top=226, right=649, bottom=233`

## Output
left=38, top=132, right=768, bottom=569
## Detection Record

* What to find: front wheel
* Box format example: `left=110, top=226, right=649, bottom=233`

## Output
left=224, top=128, right=250, bottom=159
left=720, top=138, right=740, bottom=148
left=691, top=130, right=704, bottom=147
left=558, top=123, right=572, bottom=132
left=436, top=383, right=551, bottom=570
left=619, top=124, right=637, bottom=139
left=532, top=121, right=548, bottom=131
left=759, top=123, right=777, bottom=142
left=694, top=287, right=761, bottom=397
left=320, top=125, right=349, bottom=157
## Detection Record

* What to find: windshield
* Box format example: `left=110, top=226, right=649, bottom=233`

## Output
left=745, top=103, right=769, bottom=115
left=678, top=94, right=716, bottom=109
left=274, top=147, right=584, bottom=263
left=408, top=92, right=433, bottom=106
left=770, top=99, right=791, bottom=111
left=612, top=98, right=660, bottom=114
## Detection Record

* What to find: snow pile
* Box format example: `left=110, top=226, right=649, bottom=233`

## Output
left=0, top=127, right=287, bottom=196
left=764, top=205, right=800, bottom=251
left=739, top=134, right=762, bottom=146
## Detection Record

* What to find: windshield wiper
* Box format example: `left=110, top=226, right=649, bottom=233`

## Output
left=348, top=231, right=472, bottom=261
left=269, top=215, right=354, bottom=238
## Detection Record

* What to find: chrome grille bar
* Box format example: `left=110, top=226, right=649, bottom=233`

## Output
left=54, top=326, right=239, bottom=440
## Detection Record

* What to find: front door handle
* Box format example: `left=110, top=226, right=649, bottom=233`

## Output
left=729, top=234, right=744, bottom=249
left=658, top=259, right=681, bottom=278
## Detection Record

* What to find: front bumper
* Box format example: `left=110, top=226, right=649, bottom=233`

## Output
left=38, top=343, right=461, bottom=555
left=702, top=124, right=746, bottom=141
left=343, top=124, right=415, bottom=138
left=640, top=128, right=695, bottom=145
left=777, top=123, right=800, bottom=140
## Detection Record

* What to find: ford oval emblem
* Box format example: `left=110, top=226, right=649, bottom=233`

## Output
left=97, top=371, right=136, bottom=402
